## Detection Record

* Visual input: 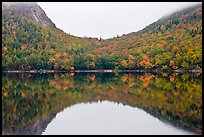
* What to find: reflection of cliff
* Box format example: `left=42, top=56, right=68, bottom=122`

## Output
left=2, top=114, right=56, bottom=135
left=2, top=72, right=202, bottom=135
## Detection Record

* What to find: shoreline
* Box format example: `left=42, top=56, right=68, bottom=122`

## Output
left=2, top=69, right=202, bottom=73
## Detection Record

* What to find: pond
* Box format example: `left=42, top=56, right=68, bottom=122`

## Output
left=2, top=72, right=202, bottom=135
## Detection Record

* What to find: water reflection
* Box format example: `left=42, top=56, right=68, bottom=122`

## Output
left=2, top=72, right=202, bottom=135
left=42, top=101, right=195, bottom=135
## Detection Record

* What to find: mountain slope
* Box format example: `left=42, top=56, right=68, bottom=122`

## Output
left=2, top=2, right=56, bottom=28
left=97, top=4, right=202, bottom=70
left=2, top=2, right=202, bottom=71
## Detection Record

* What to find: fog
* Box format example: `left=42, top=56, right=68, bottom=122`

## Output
left=38, top=2, right=201, bottom=39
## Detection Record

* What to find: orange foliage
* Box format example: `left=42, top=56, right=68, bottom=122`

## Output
left=90, top=75, right=96, bottom=81
left=109, top=85, right=116, bottom=91
left=21, top=45, right=26, bottom=50
left=170, top=75, right=175, bottom=81
left=143, top=55, right=149, bottom=60
left=70, top=66, right=75, bottom=71
left=95, top=41, right=101, bottom=46
left=170, top=60, right=175, bottom=67
left=54, top=74, right=58, bottom=80
left=121, top=88, right=129, bottom=94
left=49, top=57, right=55, bottom=62
left=139, top=75, right=153, bottom=82
left=121, top=75, right=129, bottom=83
left=63, top=85, right=68, bottom=90
left=56, top=83, right=61, bottom=90
left=137, top=48, right=142, bottom=53
left=164, top=35, right=172, bottom=40
left=157, top=44, right=163, bottom=48
left=63, top=52, right=68, bottom=58
left=140, top=75, right=153, bottom=88
left=70, top=72, right=75, bottom=76
left=139, top=75, right=146, bottom=82
left=139, top=60, right=146, bottom=66
left=49, top=80, right=55, bottom=86
left=143, top=82, right=149, bottom=88
left=65, top=66, right=70, bottom=70
left=55, top=52, right=61, bottom=59
left=20, top=92, right=27, bottom=99
left=110, top=52, right=114, bottom=57
left=91, top=61, right=95, bottom=68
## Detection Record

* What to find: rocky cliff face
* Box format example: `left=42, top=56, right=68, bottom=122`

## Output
left=2, top=2, right=56, bottom=28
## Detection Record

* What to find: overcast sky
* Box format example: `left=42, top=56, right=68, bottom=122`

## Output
left=38, top=2, right=201, bottom=39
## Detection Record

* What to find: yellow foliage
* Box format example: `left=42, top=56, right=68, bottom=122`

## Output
left=3, top=92, right=8, bottom=97
left=128, top=55, right=134, bottom=60
left=21, top=92, right=27, bottom=99
left=160, top=25, right=166, bottom=31
left=162, top=65, right=168, bottom=69
left=121, top=74, right=128, bottom=83
left=121, top=60, right=128, bottom=68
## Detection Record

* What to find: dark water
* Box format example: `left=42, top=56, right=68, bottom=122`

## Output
left=2, top=72, right=202, bottom=135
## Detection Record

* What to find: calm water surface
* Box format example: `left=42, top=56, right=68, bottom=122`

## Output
left=2, top=72, right=202, bottom=135
left=42, top=101, right=194, bottom=135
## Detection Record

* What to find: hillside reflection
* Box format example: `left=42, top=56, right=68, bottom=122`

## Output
left=2, top=72, right=202, bottom=135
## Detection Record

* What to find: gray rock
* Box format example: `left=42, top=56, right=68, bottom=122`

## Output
left=2, top=2, right=56, bottom=28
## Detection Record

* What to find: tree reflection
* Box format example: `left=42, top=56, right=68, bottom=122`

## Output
left=2, top=72, right=202, bottom=134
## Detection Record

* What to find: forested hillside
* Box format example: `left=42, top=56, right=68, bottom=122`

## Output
left=2, top=3, right=202, bottom=71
